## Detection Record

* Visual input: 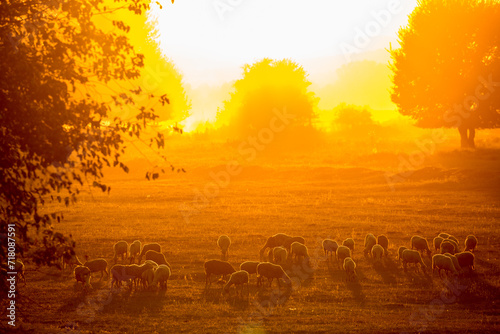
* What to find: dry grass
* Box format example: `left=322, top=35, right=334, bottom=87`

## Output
left=3, top=150, right=500, bottom=333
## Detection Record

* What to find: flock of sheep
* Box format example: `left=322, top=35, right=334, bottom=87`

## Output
left=61, top=231, right=479, bottom=298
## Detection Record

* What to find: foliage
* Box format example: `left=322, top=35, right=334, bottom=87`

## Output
left=0, top=0, right=175, bottom=272
left=390, top=0, right=500, bottom=131
left=216, top=58, right=318, bottom=138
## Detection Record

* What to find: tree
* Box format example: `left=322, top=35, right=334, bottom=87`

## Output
left=0, top=0, right=176, bottom=281
left=216, top=58, right=318, bottom=138
left=390, top=0, right=500, bottom=148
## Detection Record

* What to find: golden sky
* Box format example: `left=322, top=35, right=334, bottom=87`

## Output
left=149, top=0, right=418, bottom=87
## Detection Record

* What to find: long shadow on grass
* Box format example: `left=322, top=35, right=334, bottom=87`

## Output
left=346, top=280, right=366, bottom=305
left=372, top=258, right=398, bottom=285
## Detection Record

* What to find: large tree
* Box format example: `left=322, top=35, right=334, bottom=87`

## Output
left=390, top=0, right=500, bottom=148
left=0, top=0, right=176, bottom=280
left=216, top=58, right=318, bottom=138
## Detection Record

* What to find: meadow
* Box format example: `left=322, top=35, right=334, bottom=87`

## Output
left=6, top=145, right=500, bottom=334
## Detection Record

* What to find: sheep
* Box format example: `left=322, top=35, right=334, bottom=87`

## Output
left=410, top=235, right=432, bottom=258
left=129, top=240, right=141, bottom=264
left=401, top=249, right=427, bottom=273
left=432, top=254, right=458, bottom=276
left=113, top=241, right=128, bottom=263
left=223, top=270, right=249, bottom=296
left=74, top=265, right=92, bottom=291
left=371, top=244, right=384, bottom=261
left=110, top=264, right=135, bottom=288
left=217, top=235, right=231, bottom=261
left=342, top=238, right=355, bottom=254
left=152, top=264, right=171, bottom=290
left=447, top=235, right=459, bottom=244
left=14, top=260, right=26, bottom=285
left=83, top=258, right=109, bottom=281
left=336, top=246, right=351, bottom=266
left=322, top=239, right=338, bottom=260
left=397, top=246, right=408, bottom=264
left=343, top=257, right=357, bottom=282
left=204, top=259, right=236, bottom=287
left=141, top=267, right=155, bottom=289
left=438, top=232, right=450, bottom=239
left=267, top=248, right=275, bottom=263
left=145, top=250, right=171, bottom=269
left=455, top=251, right=475, bottom=272
left=256, top=262, right=291, bottom=289
left=138, top=243, right=162, bottom=263
left=445, top=238, right=459, bottom=253
left=377, top=235, right=389, bottom=256
left=283, top=236, right=306, bottom=252
left=440, top=240, right=456, bottom=255
left=433, top=236, right=444, bottom=252
left=464, top=235, right=478, bottom=253
left=289, top=241, right=310, bottom=265
left=443, top=253, right=461, bottom=272
left=273, top=247, right=288, bottom=266
left=363, top=234, right=377, bottom=257
left=259, top=234, right=302, bottom=261
left=240, top=261, right=260, bottom=276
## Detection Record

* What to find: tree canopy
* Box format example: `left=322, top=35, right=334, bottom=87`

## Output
left=216, top=58, right=318, bottom=138
left=390, top=0, right=500, bottom=148
left=0, top=0, right=176, bottom=272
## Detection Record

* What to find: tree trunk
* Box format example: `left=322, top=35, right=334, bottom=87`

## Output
left=458, top=125, right=475, bottom=149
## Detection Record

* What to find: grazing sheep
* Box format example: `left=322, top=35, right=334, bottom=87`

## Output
left=443, top=253, right=461, bottom=272
left=217, top=235, right=231, bottom=261
left=267, top=248, right=275, bottom=263
left=110, top=264, right=135, bottom=288
left=343, top=257, right=357, bottom=282
left=342, top=238, right=355, bottom=254
left=363, top=234, right=377, bottom=257
left=129, top=240, right=141, bottom=264
left=283, top=236, right=306, bottom=252
left=371, top=244, right=384, bottom=261
left=455, top=252, right=475, bottom=272
left=438, top=233, right=450, bottom=239
left=151, top=264, right=171, bottom=290
left=433, top=236, right=444, bottom=252
left=141, top=267, right=155, bottom=289
left=432, top=254, right=458, bottom=276
left=447, top=235, right=459, bottom=244
left=145, top=250, right=171, bottom=269
left=204, top=260, right=236, bottom=287
left=74, top=265, right=92, bottom=290
left=322, top=239, right=338, bottom=259
left=440, top=240, right=456, bottom=255
left=273, top=247, right=288, bottom=266
left=410, top=235, right=432, bottom=258
left=256, top=262, right=291, bottom=289
left=83, top=258, right=109, bottom=281
left=138, top=243, right=162, bottom=263
left=223, top=270, right=249, bottom=296
left=402, top=249, right=427, bottom=273
left=377, top=235, right=389, bottom=256
left=113, top=241, right=128, bottom=263
left=290, top=242, right=310, bottom=265
left=464, top=235, right=478, bottom=253
left=14, top=260, right=26, bottom=285
left=446, top=238, right=459, bottom=253
left=336, top=246, right=352, bottom=266
left=240, top=261, right=260, bottom=276
left=259, top=234, right=302, bottom=261
left=397, top=246, right=408, bottom=264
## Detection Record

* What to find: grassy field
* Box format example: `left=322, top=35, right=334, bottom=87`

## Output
left=4, top=148, right=500, bottom=333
